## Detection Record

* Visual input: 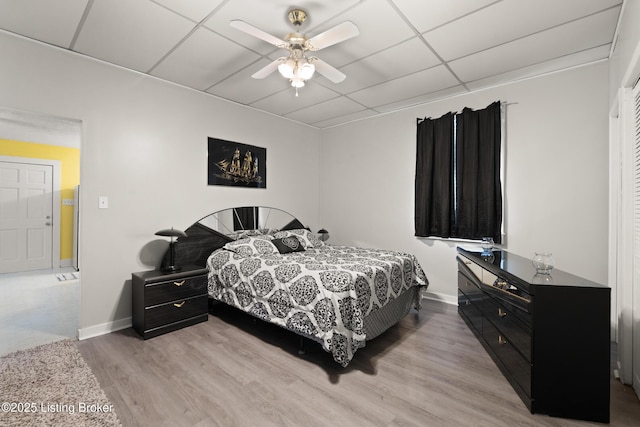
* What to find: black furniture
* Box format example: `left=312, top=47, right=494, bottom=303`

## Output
left=132, top=265, right=208, bottom=339
left=457, top=247, right=610, bottom=423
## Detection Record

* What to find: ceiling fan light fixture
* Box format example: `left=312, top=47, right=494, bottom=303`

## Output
left=291, top=77, right=305, bottom=88
left=298, top=62, right=315, bottom=80
left=229, top=9, right=359, bottom=97
left=278, top=60, right=295, bottom=79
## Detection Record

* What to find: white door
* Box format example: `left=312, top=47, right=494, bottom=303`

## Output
left=0, top=161, right=53, bottom=273
left=633, top=80, right=640, bottom=398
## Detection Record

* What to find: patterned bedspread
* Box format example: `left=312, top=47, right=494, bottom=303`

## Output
left=206, top=240, right=428, bottom=366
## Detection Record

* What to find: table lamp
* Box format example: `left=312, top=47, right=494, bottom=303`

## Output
left=155, top=227, right=187, bottom=272
left=318, top=228, right=329, bottom=242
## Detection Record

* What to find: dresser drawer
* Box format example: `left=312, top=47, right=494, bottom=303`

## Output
left=483, top=319, right=531, bottom=397
left=458, top=270, right=482, bottom=299
left=145, top=274, right=207, bottom=306
left=145, top=294, right=208, bottom=331
left=459, top=290, right=482, bottom=333
left=484, top=295, right=531, bottom=361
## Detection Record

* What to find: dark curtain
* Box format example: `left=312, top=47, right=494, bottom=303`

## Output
left=414, top=112, right=454, bottom=237
left=455, top=101, right=502, bottom=242
left=233, top=207, right=258, bottom=231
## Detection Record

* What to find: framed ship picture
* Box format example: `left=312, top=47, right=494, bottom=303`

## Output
left=207, top=137, right=266, bottom=188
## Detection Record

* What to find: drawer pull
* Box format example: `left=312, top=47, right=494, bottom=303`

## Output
left=173, top=301, right=186, bottom=308
left=495, top=280, right=508, bottom=289
left=498, top=335, right=508, bottom=345
left=173, top=280, right=186, bottom=287
left=498, top=308, right=507, bottom=318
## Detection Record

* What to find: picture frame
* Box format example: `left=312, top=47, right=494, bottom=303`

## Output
left=207, top=137, right=266, bottom=188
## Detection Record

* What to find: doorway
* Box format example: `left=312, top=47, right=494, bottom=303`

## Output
left=0, top=159, right=56, bottom=273
left=0, top=107, right=81, bottom=355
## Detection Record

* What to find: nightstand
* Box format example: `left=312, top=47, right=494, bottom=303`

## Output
left=132, top=265, right=208, bottom=339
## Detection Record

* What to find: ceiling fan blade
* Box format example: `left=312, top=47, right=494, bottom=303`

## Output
left=230, top=20, right=286, bottom=48
left=312, top=58, right=346, bottom=83
left=307, top=21, right=359, bottom=51
left=251, top=58, right=284, bottom=79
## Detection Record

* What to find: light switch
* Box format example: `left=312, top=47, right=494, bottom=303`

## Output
left=62, top=199, right=74, bottom=206
left=98, top=196, right=109, bottom=209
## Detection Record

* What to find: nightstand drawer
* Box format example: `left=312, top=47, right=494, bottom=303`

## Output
left=145, top=274, right=207, bottom=306
left=145, top=294, right=208, bottom=331
left=132, top=266, right=209, bottom=339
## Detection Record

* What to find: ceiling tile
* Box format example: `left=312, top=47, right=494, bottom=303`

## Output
left=152, top=0, right=224, bottom=22
left=314, top=0, right=417, bottom=68
left=74, top=0, right=195, bottom=72
left=338, top=37, right=441, bottom=93
left=349, top=65, right=461, bottom=108
left=284, top=95, right=365, bottom=124
left=424, top=0, right=623, bottom=61
left=392, top=0, right=496, bottom=33
left=464, top=45, right=612, bottom=91
left=312, top=109, right=378, bottom=128
left=449, top=7, right=620, bottom=83
left=151, top=27, right=260, bottom=91
left=250, top=82, right=341, bottom=116
left=0, top=0, right=88, bottom=48
left=374, top=85, right=469, bottom=114
left=207, top=58, right=291, bottom=105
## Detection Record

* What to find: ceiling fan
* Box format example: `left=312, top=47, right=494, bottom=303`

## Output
left=230, top=9, right=359, bottom=95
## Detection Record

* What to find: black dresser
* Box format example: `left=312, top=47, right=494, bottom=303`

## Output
left=457, top=247, right=610, bottom=423
left=132, top=265, right=208, bottom=339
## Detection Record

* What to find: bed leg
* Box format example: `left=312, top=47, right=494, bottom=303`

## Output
left=297, top=336, right=306, bottom=355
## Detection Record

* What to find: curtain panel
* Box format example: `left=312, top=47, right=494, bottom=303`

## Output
left=415, top=101, right=502, bottom=242
left=455, top=101, right=502, bottom=242
left=414, top=112, right=454, bottom=238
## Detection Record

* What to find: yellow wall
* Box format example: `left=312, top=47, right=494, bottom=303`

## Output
left=0, top=139, right=80, bottom=262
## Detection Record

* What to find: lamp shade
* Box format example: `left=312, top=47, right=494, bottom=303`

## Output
left=155, top=227, right=187, bottom=273
left=278, top=59, right=295, bottom=79
left=317, top=228, right=329, bottom=242
left=155, top=228, right=187, bottom=239
left=298, top=62, right=315, bottom=80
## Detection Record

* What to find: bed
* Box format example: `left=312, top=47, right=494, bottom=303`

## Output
left=167, top=206, right=428, bottom=366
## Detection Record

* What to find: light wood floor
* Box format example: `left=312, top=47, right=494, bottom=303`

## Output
left=0, top=268, right=79, bottom=356
left=76, top=299, right=640, bottom=427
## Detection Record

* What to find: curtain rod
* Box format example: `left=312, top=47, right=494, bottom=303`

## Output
left=416, top=101, right=513, bottom=125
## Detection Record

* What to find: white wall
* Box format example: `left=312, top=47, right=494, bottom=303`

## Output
left=0, top=32, right=322, bottom=336
left=320, top=62, right=610, bottom=301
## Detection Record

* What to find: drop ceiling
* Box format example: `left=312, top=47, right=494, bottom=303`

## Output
left=0, top=0, right=623, bottom=128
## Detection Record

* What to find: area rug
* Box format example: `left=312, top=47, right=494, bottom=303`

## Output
left=0, top=339, right=121, bottom=426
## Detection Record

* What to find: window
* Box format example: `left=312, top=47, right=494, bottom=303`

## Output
left=415, top=101, right=502, bottom=243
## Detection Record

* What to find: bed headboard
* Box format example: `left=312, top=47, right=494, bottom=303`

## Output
left=161, top=206, right=306, bottom=269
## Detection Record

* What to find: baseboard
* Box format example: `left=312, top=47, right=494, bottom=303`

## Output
left=78, top=293, right=455, bottom=339
left=78, top=316, right=132, bottom=340
left=422, top=291, right=457, bottom=306
left=59, top=258, right=72, bottom=268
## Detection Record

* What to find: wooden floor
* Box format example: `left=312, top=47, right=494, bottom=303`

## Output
left=77, top=299, right=640, bottom=427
